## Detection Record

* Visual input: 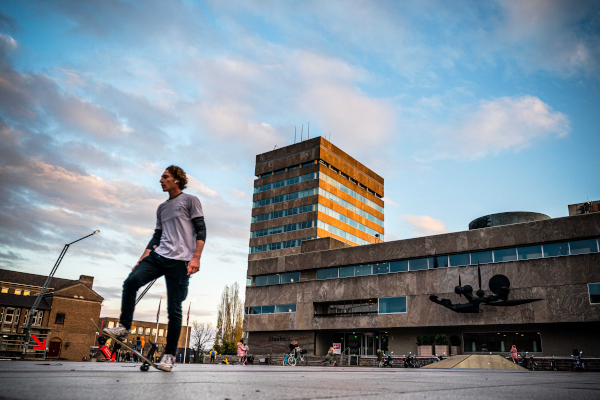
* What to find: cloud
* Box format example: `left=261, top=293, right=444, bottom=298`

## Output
left=404, top=215, right=447, bottom=237
left=419, top=96, right=570, bottom=160
left=0, top=251, right=24, bottom=261
left=229, top=189, right=248, bottom=200
left=493, top=0, right=600, bottom=77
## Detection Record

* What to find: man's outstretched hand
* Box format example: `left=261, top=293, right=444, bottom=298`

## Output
left=188, top=257, right=200, bottom=275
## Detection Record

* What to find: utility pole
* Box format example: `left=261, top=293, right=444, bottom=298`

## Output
left=20, top=230, right=100, bottom=360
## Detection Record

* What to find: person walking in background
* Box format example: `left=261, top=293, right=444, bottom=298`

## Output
left=134, top=337, right=142, bottom=362
left=237, top=340, right=247, bottom=365
left=210, top=348, right=217, bottom=363
left=510, top=345, right=518, bottom=364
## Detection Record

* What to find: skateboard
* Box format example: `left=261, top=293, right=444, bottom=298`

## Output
left=90, top=318, right=160, bottom=372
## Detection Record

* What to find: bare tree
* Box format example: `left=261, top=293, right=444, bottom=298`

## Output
left=215, top=283, right=244, bottom=353
left=191, top=321, right=216, bottom=363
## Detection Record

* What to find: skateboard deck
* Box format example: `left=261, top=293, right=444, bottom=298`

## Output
left=90, top=318, right=160, bottom=371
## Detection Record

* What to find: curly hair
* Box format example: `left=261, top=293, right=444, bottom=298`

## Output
left=166, top=165, right=188, bottom=190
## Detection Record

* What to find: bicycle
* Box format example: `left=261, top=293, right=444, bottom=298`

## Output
left=296, top=349, right=308, bottom=366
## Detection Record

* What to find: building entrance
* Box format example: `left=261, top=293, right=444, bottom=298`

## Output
left=339, top=332, right=388, bottom=355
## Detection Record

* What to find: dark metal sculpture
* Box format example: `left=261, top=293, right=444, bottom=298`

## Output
left=429, top=265, right=542, bottom=313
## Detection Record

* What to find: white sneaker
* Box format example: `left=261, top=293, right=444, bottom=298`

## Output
left=102, top=324, right=129, bottom=342
left=157, top=354, right=175, bottom=372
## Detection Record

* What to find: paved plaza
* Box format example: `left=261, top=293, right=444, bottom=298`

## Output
left=1, top=362, right=599, bottom=400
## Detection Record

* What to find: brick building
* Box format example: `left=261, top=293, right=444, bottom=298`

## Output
left=0, top=269, right=103, bottom=361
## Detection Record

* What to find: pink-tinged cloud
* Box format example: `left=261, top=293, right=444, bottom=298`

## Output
left=403, top=215, right=448, bottom=237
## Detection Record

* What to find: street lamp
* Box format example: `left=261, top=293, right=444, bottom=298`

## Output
left=20, top=230, right=100, bottom=360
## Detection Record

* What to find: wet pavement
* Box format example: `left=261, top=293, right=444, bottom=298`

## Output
left=1, top=361, right=599, bottom=399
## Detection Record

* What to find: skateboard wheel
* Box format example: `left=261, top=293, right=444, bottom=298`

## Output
left=140, top=364, right=149, bottom=371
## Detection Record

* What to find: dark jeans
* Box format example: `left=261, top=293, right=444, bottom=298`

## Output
left=119, top=251, right=189, bottom=355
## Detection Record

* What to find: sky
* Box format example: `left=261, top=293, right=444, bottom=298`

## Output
left=1, top=0, right=599, bottom=326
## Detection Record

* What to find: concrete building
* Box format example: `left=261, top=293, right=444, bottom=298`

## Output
left=243, top=141, right=600, bottom=358
left=250, top=136, right=384, bottom=262
left=0, top=269, right=103, bottom=360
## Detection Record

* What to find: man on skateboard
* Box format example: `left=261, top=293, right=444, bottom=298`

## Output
left=103, top=165, right=206, bottom=372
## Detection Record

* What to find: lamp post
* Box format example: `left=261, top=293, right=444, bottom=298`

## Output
left=20, top=230, right=100, bottom=360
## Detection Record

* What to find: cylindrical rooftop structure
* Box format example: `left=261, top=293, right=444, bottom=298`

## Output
left=469, top=212, right=550, bottom=230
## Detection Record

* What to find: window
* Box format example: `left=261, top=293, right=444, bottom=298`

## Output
left=449, top=253, right=470, bottom=267
left=339, top=266, right=355, bottom=278
left=14, top=289, right=22, bottom=295
left=463, top=332, right=542, bottom=353
left=261, top=305, right=275, bottom=314
left=470, top=251, right=493, bottom=265
left=378, top=297, right=407, bottom=314
left=137, top=327, right=144, bottom=334
left=569, top=238, right=598, bottom=255
left=431, top=256, right=449, bottom=268
left=23, top=290, right=30, bottom=296
left=54, top=313, right=65, bottom=325
left=390, top=260, right=408, bottom=273
left=543, top=242, right=568, bottom=257
left=275, top=304, right=296, bottom=313
left=408, top=258, right=428, bottom=271
left=373, top=262, right=389, bottom=274
left=274, top=169, right=286, bottom=175
left=159, top=329, right=164, bottom=337
left=517, top=245, right=543, bottom=260
left=1, top=287, right=8, bottom=293
left=354, top=264, right=372, bottom=276
left=33, top=311, right=43, bottom=326
left=152, top=329, right=157, bottom=336
left=588, top=283, right=600, bottom=305
left=247, top=304, right=297, bottom=314
left=255, top=276, right=267, bottom=286
left=266, top=275, right=280, bottom=285
left=108, top=321, right=115, bottom=328
left=317, top=268, right=338, bottom=280
left=280, top=272, right=300, bottom=283
left=494, top=248, right=517, bottom=262
left=145, top=328, right=151, bottom=335
left=288, top=165, right=299, bottom=171
left=302, top=161, right=315, bottom=167
left=3, top=308, right=14, bottom=323
left=246, top=278, right=252, bottom=286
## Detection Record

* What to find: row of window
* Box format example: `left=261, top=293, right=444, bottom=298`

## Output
left=316, top=238, right=600, bottom=280
left=250, top=220, right=317, bottom=238
left=250, top=206, right=382, bottom=242
left=246, top=297, right=407, bottom=316
left=254, top=172, right=317, bottom=194
left=249, top=237, right=317, bottom=254
left=317, top=159, right=383, bottom=199
left=107, top=320, right=168, bottom=337
left=260, top=162, right=316, bottom=178
left=317, top=220, right=373, bottom=246
left=1, top=287, right=33, bottom=296
left=254, top=272, right=301, bottom=286
left=253, top=186, right=384, bottom=227
left=318, top=187, right=384, bottom=226
left=252, top=204, right=317, bottom=223
left=260, top=159, right=383, bottom=199
left=245, top=304, right=297, bottom=314
left=317, top=204, right=383, bottom=240
left=253, top=188, right=318, bottom=208
left=0, top=307, right=43, bottom=331
left=319, top=172, right=384, bottom=214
